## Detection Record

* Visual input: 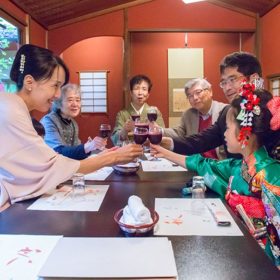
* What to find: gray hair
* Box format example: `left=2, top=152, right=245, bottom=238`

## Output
left=52, top=83, right=81, bottom=112
left=184, top=78, right=211, bottom=95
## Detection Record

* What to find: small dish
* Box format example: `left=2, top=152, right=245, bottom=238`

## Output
left=114, top=208, right=159, bottom=236
left=113, top=162, right=140, bottom=175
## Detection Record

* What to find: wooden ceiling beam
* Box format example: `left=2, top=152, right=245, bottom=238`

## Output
left=206, top=0, right=257, bottom=18
left=10, top=0, right=48, bottom=29
left=48, top=0, right=153, bottom=30
left=260, top=0, right=280, bottom=16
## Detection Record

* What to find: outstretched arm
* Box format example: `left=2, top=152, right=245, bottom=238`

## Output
left=78, top=144, right=143, bottom=174
left=150, top=143, right=186, bottom=168
left=173, top=106, right=229, bottom=156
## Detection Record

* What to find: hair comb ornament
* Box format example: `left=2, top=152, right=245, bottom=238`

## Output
left=252, top=77, right=264, bottom=90
left=236, top=81, right=261, bottom=148
left=19, top=54, right=26, bottom=74
left=267, top=97, right=280, bottom=131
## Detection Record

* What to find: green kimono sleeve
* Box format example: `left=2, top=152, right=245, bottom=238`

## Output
left=111, top=110, right=131, bottom=145
left=186, top=154, right=242, bottom=197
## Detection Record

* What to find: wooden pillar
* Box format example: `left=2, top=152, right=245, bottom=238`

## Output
left=123, top=8, right=131, bottom=108
left=254, top=13, right=260, bottom=60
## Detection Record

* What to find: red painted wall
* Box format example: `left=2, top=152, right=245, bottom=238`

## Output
left=128, top=0, right=255, bottom=30
left=48, top=11, right=124, bottom=55
left=261, top=4, right=280, bottom=86
left=29, top=18, right=46, bottom=47
left=62, top=36, right=124, bottom=142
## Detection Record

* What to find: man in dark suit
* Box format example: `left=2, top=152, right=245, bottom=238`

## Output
left=163, top=52, right=279, bottom=160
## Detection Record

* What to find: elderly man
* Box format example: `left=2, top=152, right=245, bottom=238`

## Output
left=164, top=78, right=227, bottom=159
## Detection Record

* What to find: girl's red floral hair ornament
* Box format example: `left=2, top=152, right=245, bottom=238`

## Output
left=236, top=81, right=261, bottom=148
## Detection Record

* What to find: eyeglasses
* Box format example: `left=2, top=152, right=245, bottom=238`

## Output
left=186, top=88, right=208, bottom=100
left=219, top=75, right=245, bottom=89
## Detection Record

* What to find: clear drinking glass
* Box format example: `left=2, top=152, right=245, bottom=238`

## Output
left=72, top=173, right=86, bottom=201
left=191, top=176, right=206, bottom=199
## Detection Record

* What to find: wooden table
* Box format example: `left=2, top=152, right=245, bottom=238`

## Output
left=1, top=174, right=279, bottom=279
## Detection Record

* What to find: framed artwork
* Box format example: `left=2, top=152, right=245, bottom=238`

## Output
left=167, top=48, right=203, bottom=127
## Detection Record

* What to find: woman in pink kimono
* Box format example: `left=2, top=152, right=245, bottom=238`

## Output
left=0, top=44, right=142, bottom=209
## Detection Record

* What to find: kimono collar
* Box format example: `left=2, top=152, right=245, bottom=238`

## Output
left=131, top=103, right=145, bottom=115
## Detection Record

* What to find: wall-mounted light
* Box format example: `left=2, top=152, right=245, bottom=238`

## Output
left=182, top=0, right=204, bottom=4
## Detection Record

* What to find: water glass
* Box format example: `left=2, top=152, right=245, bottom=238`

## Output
left=191, top=176, right=206, bottom=199
left=72, top=173, right=86, bottom=200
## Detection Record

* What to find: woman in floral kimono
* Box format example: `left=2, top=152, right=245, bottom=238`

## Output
left=151, top=84, right=280, bottom=267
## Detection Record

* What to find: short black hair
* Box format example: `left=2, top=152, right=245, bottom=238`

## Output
left=10, top=44, right=69, bottom=90
left=220, top=52, right=262, bottom=77
left=129, top=74, right=152, bottom=92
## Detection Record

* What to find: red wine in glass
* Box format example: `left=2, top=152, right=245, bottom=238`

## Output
left=148, top=126, right=163, bottom=145
left=134, top=121, right=149, bottom=130
left=131, top=114, right=140, bottom=121
left=133, top=127, right=148, bottom=145
left=148, top=133, right=162, bottom=144
left=99, top=124, right=111, bottom=138
left=147, top=112, right=158, bottom=122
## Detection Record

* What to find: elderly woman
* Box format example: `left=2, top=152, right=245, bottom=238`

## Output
left=111, top=74, right=165, bottom=145
left=41, top=83, right=106, bottom=160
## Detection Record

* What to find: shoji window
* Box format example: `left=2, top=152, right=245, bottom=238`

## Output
left=79, top=71, right=108, bottom=113
left=268, top=74, right=280, bottom=96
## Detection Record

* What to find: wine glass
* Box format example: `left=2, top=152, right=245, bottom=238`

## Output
left=133, top=127, right=148, bottom=145
left=134, top=118, right=150, bottom=152
left=134, top=118, right=149, bottom=130
left=148, top=126, right=163, bottom=160
left=99, top=124, right=111, bottom=139
left=147, top=107, right=158, bottom=123
left=131, top=114, right=140, bottom=121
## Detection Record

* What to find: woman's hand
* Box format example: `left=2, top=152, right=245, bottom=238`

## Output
left=119, top=120, right=135, bottom=141
left=150, top=143, right=187, bottom=168
left=160, top=137, right=174, bottom=150
left=84, top=136, right=107, bottom=153
left=150, top=143, right=170, bottom=159
left=92, top=136, right=107, bottom=150
left=112, top=144, right=143, bottom=165
left=79, top=144, right=143, bottom=174
left=124, top=119, right=135, bottom=133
